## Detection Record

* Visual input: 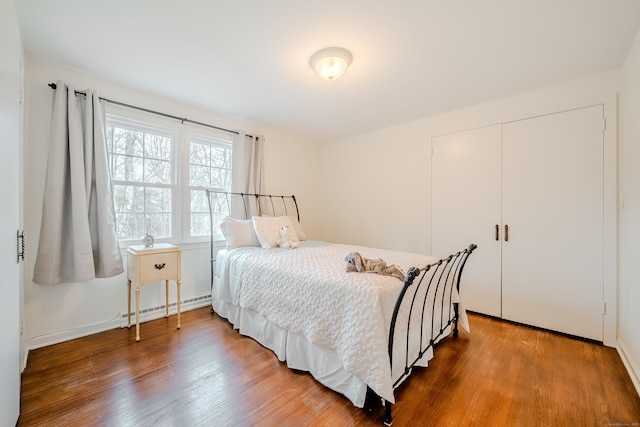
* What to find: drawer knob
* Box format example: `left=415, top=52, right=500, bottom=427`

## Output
left=154, top=263, right=166, bottom=270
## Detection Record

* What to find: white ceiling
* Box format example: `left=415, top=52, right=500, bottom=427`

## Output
left=16, top=0, right=640, bottom=143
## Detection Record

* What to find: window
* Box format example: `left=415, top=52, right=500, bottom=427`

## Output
left=106, top=112, right=233, bottom=245
left=187, top=135, right=232, bottom=237
left=107, top=118, right=175, bottom=242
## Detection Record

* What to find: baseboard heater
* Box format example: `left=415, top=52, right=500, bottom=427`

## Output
left=120, top=294, right=211, bottom=327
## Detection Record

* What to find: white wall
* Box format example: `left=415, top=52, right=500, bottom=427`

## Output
left=22, top=56, right=320, bottom=351
left=618, top=26, right=640, bottom=394
left=318, top=73, right=622, bottom=347
left=319, top=71, right=620, bottom=253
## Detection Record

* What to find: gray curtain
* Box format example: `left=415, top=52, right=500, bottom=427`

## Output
left=230, top=132, right=264, bottom=218
left=33, top=81, right=123, bottom=285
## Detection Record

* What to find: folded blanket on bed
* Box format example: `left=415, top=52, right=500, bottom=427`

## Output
left=344, top=252, right=405, bottom=281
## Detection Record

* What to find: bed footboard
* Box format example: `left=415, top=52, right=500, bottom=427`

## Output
left=382, top=243, right=477, bottom=426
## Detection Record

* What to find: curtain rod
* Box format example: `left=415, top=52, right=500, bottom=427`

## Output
left=48, top=82, right=254, bottom=138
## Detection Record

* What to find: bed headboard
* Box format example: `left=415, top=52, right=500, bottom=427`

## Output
left=205, top=189, right=300, bottom=223
left=205, top=189, right=301, bottom=289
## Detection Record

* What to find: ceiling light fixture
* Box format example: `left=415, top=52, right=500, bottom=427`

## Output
left=309, top=47, right=353, bottom=82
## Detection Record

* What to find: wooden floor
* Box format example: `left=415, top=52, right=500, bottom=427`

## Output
left=19, top=308, right=640, bottom=427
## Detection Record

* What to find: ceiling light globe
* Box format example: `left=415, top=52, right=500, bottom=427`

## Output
left=310, top=47, right=352, bottom=82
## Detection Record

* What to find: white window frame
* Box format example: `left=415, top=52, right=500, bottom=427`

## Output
left=106, top=105, right=233, bottom=248
left=182, top=132, right=233, bottom=243
left=106, top=114, right=178, bottom=247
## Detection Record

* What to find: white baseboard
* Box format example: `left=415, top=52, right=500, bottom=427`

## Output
left=617, top=338, right=640, bottom=398
left=21, top=347, right=29, bottom=372
left=24, top=294, right=212, bottom=363
left=26, top=316, right=123, bottom=356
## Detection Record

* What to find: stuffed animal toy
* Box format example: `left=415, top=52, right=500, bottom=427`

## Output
left=276, top=225, right=300, bottom=249
left=344, top=252, right=405, bottom=281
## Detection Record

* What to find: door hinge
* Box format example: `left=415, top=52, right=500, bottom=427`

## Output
left=17, top=230, right=25, bottom=263
left=602, top=301, right=606, bottom=315
left=603, top=118, right=606, bottom=131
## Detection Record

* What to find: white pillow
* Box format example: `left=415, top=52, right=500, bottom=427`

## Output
left=262, top=214, right=308, bottom=241
left=220, top=217, right=261, bottom=249
left=252, top=215, right=300, bottom=248
left=289, top=217, right=308, bottom=241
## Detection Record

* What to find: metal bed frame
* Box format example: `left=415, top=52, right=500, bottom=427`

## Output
left=205, top=189, right=476, bottom=426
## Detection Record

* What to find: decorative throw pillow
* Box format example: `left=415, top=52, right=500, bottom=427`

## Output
left=220, top=217, right=261, bottom=249
left=252, top=215, right=300, bottom=248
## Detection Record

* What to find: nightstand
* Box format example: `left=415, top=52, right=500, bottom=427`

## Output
left=127, top=243, right=181, bottom=341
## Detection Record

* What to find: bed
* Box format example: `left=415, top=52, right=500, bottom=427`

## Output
left=206, top=190, right=476, bottom=425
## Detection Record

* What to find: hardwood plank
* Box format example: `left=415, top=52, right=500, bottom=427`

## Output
left=19, top=308, right=640, bottom=426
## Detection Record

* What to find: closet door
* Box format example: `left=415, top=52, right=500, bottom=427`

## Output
left=431, top=125, right=502, bottom=317
left=501, top=106, right=604, bottom=341
left=0, top=3, right=22, bottom=424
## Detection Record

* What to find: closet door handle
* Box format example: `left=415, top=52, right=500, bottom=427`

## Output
left=504, top=224, right=509, bottom=242
left=495, top=224, right=499, bottom=241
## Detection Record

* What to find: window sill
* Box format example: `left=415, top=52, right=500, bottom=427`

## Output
left=119, top=238, right=226, bottom=253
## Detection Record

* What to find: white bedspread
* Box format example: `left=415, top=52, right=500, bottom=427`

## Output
left=218, top=241, right=440, bottom=403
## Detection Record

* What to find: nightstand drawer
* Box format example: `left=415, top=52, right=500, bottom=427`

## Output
left=127, top=243, right=181, bottom=286
left=137, top=252, right=179, bottom=283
